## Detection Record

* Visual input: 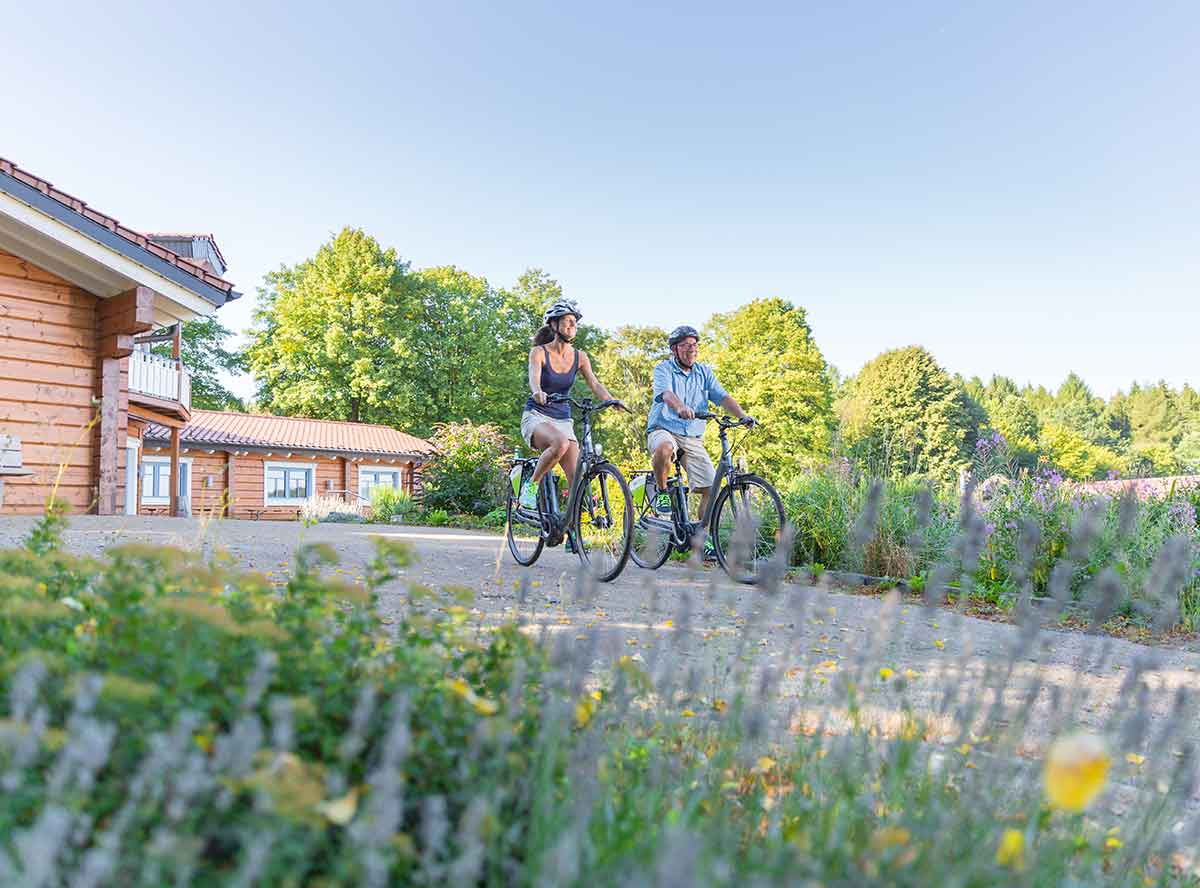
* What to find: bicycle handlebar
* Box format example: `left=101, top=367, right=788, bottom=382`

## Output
left=546, top=393, right=624, bottom=413
left=694, top=412, right=758, bottom=429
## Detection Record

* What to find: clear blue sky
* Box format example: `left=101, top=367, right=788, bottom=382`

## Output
left=4, top=1, right=1197, bottom=401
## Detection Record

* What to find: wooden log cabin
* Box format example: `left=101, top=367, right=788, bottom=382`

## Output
left=136, top=410, right=434, bottom=519
left=0, top=157, right=239, bottom=516
left=0, top=157, right=433, bottom=518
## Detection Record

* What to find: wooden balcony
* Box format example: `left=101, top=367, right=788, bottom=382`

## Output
left=129, top=348, right=192, bottom=421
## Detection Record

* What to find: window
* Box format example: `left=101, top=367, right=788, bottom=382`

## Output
left=264, top=462, right=316, bottom=503
left=358, top=468, right=402, bottom=501
left=141, top=457, right=191, bottom=505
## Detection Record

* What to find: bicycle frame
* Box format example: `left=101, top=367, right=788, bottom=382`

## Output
left=640, top=416, right=745, bottom=545
left=511, top=396, right=619, bottom=543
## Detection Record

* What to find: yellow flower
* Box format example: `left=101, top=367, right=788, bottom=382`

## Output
left=879, top=667, right=895, bottom=680
left=575, top=698, right=596, bottom=728
left=316, top=786, right=360, bottom=825
left=934, top=639, right=945, bottom=650
left=681, top=709, right=696, bottom=718
left=1125, top=752, right=1145, bottom=767
left=818, top=660, right=838, bottom=671
left=756, top=756, right=776, bottom=772
left=871, top=826, right=911, bottom=851
left=904, top=668, right=918, bottom=680
left=995, top=829, right=1025, bottom=869
left=1044, top=732, right=1110, bottom=812
left=712, top=698, right=728, bottom=713
left=957, top=743, right=972, bottom=756
left=1105, top=836, right=1123, bottom=849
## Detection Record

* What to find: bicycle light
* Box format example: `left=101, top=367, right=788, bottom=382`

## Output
left=595, top=443, right=603, bottom=456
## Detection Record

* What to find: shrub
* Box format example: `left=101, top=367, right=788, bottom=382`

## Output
left=422, top=421, right=511, bottom=516
left=369, top=487, right=415, bottom=523
left=299, top=495, right=365, bottom=524
left=1, top=511, right=1195, bottom=884
left=426, top=508, right=450, bottom=527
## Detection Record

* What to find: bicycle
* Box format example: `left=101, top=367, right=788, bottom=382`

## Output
left=505, top=394, right=634, bottom=582
left=629, top=413, right=786, bottom=584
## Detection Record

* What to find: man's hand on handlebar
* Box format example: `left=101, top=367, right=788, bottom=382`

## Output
left=677, top=405, right=697, bottom=420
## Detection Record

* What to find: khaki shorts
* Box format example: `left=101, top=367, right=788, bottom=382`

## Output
left=521, top=410, right=578, bottom=448
left=647, top=429, right=715, bottom=489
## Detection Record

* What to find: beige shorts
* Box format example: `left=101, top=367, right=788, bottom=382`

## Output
left=647, top=429, right=715, bottom=489
left=521, top=410, right=578, bottom=448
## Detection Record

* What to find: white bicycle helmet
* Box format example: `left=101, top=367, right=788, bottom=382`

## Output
left=543, top=299, right=582, bottom=324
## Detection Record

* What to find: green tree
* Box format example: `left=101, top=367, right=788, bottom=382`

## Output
left=1125, top=381, right=1182, bottom=452
left=590, top=325, right=669, bottom=470
left=1046, top=373, right=1118, bottom=448
left=245, top=228, right=412, bottom=424
left=153, top=317, right=245, bottom=410
left=1038, top=423, right=1125, bottom=480
left=837, top=346, right=972, bottom=482
left=705, top=299, right=834, bottom=480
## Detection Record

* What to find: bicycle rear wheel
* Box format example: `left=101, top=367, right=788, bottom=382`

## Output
left=711, top=474, right=786, bottom=584
left=506, top=476, right=544, bottom=567
left=573, top=463, right=633, bottom=582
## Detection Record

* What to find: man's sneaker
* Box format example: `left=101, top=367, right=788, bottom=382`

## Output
left=518, top=482, right=538, bottom=510
left=702, top=539, right=718, bottom=563
left=653, top=492, right=673, bottom=518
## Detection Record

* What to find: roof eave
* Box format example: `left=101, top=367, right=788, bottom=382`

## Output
left=0, top=172, right=235, bottom=308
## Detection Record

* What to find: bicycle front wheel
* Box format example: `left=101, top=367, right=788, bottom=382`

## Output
left=573, top=463, right=633, bottom=582
left=711, top=474, right=786, bottom=585
left=630, top=475, right=671, bottom=570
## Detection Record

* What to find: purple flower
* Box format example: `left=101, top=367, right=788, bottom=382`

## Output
left=1005, top=521, right=1017, bottom=530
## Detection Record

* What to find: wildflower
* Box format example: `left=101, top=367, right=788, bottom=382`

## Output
left=871, top=826, right=911, bottom=851
left=1125, top=753, right=1145, bottom=767
left=957, top=743, right=972, bottom=756
left=316, top=786, right=360, bottom=826
left=575, top=698, right=596, bottom=728
left=1044, top=732, right=1110, bottom=812
left=712, top=698, right=727, bottom=713
left=934, top=639, right=945, bottom=651
left=681, top=709, right=696, bottom=718
left=995, top=829, right=1025, bottom=869
left=1105, top=836, right=1123, bottom=850
left=879, top=667, right=895, bottom=681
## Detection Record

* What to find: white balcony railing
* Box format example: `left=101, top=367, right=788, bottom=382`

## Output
left=129, top=349, right=192, bottom=411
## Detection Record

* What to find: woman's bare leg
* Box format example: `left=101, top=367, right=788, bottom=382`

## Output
left=530, top=425, right=571, bottom=484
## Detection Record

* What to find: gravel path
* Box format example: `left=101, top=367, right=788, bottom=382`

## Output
left=5, top=515, right=1200, bottom=828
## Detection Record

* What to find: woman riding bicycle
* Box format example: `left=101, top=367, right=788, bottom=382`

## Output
left=518, top=299, right=625, bottom=509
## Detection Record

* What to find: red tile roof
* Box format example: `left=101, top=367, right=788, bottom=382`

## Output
left=144, top=410, right=435, bottom=458
left=0, top=158, right=236, bottom=296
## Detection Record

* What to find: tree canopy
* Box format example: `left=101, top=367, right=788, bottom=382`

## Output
left=837, top=346, right=973, bottom=482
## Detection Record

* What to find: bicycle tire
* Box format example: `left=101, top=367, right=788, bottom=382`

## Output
left=631, top=501, right=672, bottom=571
left=506, top=478, right=544, bottom=567
left=710, top=474, right=786, bottom=585
left=572, top=463, right=634, bottom=582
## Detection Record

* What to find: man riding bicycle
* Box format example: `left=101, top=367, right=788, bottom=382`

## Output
left=647, top=325, right=755, bottom=520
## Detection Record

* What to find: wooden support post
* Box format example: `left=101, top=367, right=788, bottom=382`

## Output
left=226, top=450, right=236, bottom=517
left=96, top=358, right=122, bottom=515
left=342, top=457, right=351, bottom=502
left=169, top=427, right=181, bottom=517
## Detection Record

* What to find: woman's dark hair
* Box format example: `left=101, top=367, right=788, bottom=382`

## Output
left=532, top=319, right=557, bottom=346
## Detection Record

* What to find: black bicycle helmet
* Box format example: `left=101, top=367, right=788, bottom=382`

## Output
left=543, top=299, right=582, bottom=324
left=668, top=324, right=699, bottom=347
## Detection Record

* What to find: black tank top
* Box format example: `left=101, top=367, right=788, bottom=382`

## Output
left=524, top=345, right=579, bottom=420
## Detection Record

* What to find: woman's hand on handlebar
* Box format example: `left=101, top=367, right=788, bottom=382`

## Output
left=609, top=399, right=631, bottom=413
left=533, top=390, right=549, bottom=406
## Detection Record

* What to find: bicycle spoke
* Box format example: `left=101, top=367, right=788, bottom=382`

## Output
left=575, top=465, right=633, bottom=582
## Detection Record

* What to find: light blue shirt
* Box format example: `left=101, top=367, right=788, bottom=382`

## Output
left=646, top=359, right=728, bottom=438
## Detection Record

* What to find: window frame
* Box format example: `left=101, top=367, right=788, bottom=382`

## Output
left=140, top=456, right=193, bottom=505
left=358, top=467, right=403, bottom=501
left=263, top=461, right=317, bottom=504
